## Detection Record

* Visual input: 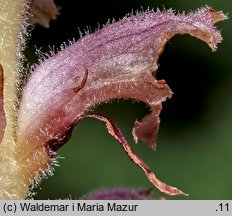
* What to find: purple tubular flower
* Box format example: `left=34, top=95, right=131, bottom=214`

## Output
left=16, top=6, right=227, bottom=196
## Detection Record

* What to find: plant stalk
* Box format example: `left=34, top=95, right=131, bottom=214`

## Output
left=0, top=0, right=28, bottom=199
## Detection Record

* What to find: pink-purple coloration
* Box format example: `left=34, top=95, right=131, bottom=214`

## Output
left=0, top=64, right=5, bottom=141
left=15, top=6, right=226, bottom=195
left=82, top=188, right=154, bottom=200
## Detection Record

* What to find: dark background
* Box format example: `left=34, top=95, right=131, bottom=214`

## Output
left=25, top=0, right=232, bottom=199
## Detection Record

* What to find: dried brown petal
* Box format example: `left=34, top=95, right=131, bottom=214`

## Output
left=85, top=113, right=186, bottom=195
left=29, top=0, right=59, bottom=28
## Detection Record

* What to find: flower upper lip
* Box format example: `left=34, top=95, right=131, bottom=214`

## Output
left=0, top=5, right=224, bottom=197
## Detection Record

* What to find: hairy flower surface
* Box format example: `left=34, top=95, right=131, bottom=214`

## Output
left=0, top=2, right=227, bottom=199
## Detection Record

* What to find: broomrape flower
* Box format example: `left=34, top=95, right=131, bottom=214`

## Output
left=0, top=0, right=227, bottom=199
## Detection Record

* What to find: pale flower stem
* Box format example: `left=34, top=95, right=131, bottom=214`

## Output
left=0, top=0, right=28, bottom=199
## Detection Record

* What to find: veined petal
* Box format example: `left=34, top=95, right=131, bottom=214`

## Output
left=17, top=6, right=227, bottom=195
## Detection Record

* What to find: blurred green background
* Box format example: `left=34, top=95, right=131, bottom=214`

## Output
left=25, top=0, right=232, bottom=199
